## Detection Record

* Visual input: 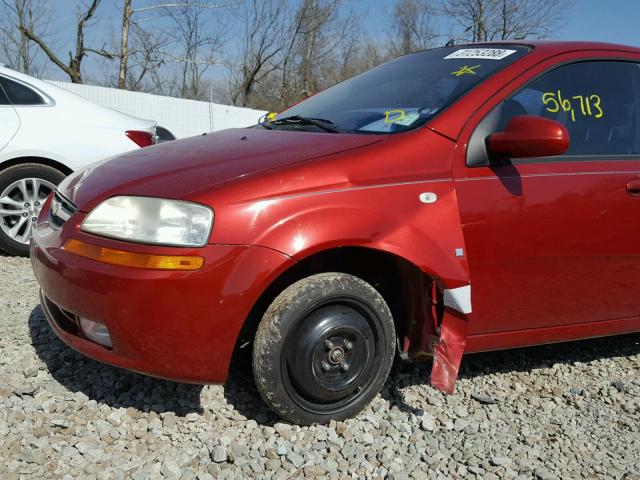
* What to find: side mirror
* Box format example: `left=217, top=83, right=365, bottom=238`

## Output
left=486, top=115, right=569, bottom=161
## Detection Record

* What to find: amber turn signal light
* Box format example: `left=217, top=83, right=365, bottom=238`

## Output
left=62, top=239, right=204, bottom=271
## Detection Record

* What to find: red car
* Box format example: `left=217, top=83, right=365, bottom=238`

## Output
left=32, top=41, right=640, bottom=425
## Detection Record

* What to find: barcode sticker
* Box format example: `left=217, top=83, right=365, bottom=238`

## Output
left=444, top=48, right=516, bottom=60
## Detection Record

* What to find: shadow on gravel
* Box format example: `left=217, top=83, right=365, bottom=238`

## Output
left=28, top=306, right=204, bottom=416
left=383, top=332, right=640, bottom=413
left=223, top=349, right=279, bottom=425
left=29, top=302, right=640, bottom=423
left=223, top=330, right=640, bottom=423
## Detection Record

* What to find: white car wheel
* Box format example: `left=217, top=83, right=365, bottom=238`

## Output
left=0, top=164, right=65, bottom=256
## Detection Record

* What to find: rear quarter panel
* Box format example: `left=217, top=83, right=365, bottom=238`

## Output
left=0, top=74, right=155, bottom=171
left=5, top=104, right=144, bottom=170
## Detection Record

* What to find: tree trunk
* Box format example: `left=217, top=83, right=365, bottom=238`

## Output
left=118, top=0, right=132, bottom=89
left=501, top=0, right=508, bottom=39
left=18, top=28, right=29, bottom=74
left=17, top=1, right=30, bottom=74
left=300, top=0, right=317, bottom=96
left=475, top=0, right=486, bottom=42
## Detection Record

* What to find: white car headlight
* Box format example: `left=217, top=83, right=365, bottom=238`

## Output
left=81, top=196, right=213, bottom=247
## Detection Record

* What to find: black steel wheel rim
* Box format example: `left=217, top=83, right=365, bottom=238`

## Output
left=281, top=295, right=386, bottom=415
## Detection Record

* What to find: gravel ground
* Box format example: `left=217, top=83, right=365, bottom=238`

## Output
left=1, top=255, right=639, bottom=480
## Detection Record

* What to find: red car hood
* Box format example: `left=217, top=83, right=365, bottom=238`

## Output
left=62, top=128, right=384, bottom=211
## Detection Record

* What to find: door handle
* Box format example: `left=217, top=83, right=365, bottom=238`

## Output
left=627, top=179, right=640, bottom=196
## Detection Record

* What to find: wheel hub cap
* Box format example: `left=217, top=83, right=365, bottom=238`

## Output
left=328, top=346, right=345, bottom=364
left=0, top=178, right=55, bottom=244
left=285, top=303, right=377, bottom=403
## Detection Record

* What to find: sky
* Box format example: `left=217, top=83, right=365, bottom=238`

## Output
left=18, top=0, right=640, bottom=82
left=353, top=0, right=640, bottom=46
left=554, top=0, right=640, bottom=45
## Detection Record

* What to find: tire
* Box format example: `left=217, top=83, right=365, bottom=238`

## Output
left=253, top=272, right=396, bottom=425
left=0, top=163, right=66, bottom=256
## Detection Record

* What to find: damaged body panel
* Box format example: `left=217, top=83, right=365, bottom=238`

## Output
left=400, top=273, right=472, bottom=395
left=206, top=127, right=474, bottom=395
left=430, top=309, right=470, bottom=394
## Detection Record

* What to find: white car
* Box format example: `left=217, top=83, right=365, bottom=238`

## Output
left=0, top=65, right=169, bottom=256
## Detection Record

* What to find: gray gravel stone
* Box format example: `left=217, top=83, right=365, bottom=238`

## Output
left=49, top=417, right=69, bottom=428
left=286, top=451, right=304, bottom=468
left=303, top=464, right=325, bottom=477
left=612, top=380, right=627, bottom=393
left=1, top=255, right=639, bottom=479
left=211, top=444, right=227, bottom=463
left=160, top=459, right=181, bottom=478
left=470, top=392, right=499, bottom=404
left=420, top=413, right=436, bottom=431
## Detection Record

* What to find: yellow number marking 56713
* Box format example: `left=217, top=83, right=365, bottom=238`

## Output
left=542, top=90, right=603, bottom=122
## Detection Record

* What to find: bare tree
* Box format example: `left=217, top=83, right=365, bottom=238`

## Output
left=495, top=0, right=569, bottom=40
left=112, top=1, right=232, bottom=91
left=442, top=0, right=569, bottom=43
left=441, top=0, right=495, bottom=42
left=343, top=42, right=388, bottom=77
left=0, top=0, right=50, bottom=76
left=17, top=0, right=110, bottom=83
left=103, top=19, right=167, bottom=92
left=297, top=0, right=330, bottom=95
left=270, top=0, right=362, bottom=109
left=389, top=0, right=438, bottom=55
left=231, top=0, right=287, bottom=107
left=161, top=4, right=227, bottom=99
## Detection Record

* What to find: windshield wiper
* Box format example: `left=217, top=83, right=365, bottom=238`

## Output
left=268, top=115, right=339, bottom=133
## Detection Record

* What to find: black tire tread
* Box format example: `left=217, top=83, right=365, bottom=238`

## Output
left=253, top=272, right=395, bottom=425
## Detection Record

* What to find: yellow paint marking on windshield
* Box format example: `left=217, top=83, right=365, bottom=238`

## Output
left=542, top=91, right=603, bottom=122
left=451, top=65, right=481, bottom=76
left=384, top=109, right=406, bottom=123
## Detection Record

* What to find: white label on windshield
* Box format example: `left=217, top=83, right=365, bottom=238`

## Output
left=444, top=48, right=516, bottom=60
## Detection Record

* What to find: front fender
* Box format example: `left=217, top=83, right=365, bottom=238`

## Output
left=214, top=175, right=473, bottom=395
left=214, top=179, right=469, bottom=290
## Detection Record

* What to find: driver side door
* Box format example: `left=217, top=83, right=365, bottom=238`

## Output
left=455, top=57, right=640, bottom=335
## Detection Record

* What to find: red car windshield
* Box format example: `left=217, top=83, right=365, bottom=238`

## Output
left=273, top=44, right=530, bottom=134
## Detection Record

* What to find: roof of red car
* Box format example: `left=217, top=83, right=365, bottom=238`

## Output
left=468, top=40, right=640, bottom=54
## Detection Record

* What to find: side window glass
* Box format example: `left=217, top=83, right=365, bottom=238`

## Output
left=0, top=76, right=44, bottom=105
left=0, top=82, right=9, bottom=105
left=469, top=61, right=640, bottom=166
left=508, top=61, right=640, bottom=156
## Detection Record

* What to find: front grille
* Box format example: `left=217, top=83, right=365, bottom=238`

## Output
left=50, top=192, right=77, bottom=229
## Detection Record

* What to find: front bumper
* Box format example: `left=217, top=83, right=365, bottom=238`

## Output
left=31, top=196, right=295, bottom=384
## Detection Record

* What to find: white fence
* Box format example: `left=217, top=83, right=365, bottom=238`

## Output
left=48, top=81, right=267, bottom=139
